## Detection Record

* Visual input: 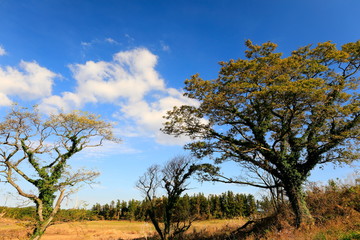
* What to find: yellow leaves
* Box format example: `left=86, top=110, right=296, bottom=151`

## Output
left=180, top=40, right=360, bottom=132
left=245, top=39, right=279, bottom=59
left=49, top=110, right=101, bottom=128
left=342, top=40, right=360, bottom=58
left=45, top=110, right=120, bottom=143
left=184, top=74, right=215, bottom=100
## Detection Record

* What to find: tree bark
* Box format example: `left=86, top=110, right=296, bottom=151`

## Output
left=147, top=209, right=165, bottom=240
left=29, top=215, right=55, bottom=240
left=284, top=183, right=314, bottom=228
left=29, top=189, right=65, bottom=240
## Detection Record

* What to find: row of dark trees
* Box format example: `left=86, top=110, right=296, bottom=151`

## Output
left=91, top=191, right=256, bottom=221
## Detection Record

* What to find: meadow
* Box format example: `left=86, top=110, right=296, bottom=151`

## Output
left=1, top=214, right=359, bottom=240
left=1, top=181, right=359, bottom=240
left=0, top=218, right=244, bottom=240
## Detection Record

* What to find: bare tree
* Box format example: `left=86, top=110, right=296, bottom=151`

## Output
left=0, top=105, right=119, bottom=240
left=136, top=156, right=198, bottom=240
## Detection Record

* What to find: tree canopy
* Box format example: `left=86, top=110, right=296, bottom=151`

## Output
left=0, top=105, right=119, bottom=240
left=162, top=40, right=360, bottom=227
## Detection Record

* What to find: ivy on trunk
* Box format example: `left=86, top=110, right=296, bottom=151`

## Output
left=162, top=40, right=360, bottom=227
left=0, top=106, right=119, bottom=239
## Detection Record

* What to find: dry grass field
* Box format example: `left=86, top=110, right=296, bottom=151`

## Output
left=0, top=217, right=245, bottom=240
left=1, top=215, right=359, bottom=240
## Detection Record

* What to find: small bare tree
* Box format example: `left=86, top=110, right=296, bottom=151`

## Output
left=0, top=105, right=119, bottom=240
left=136, top=156, right=198, bottom=240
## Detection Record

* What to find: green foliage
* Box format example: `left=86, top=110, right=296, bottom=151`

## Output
left=91, top=191, right=256, bottom=221
left=0, top=105, right=118, bottom=239
left=162, top=40, right=360, bottom=227
left=313, top=232, right=327, bottom=240
left=0, top=206, right=96, bottom=222
left=55, top=209, right=97, bottom=222
left=0, top=206, right=36, bottom=221
left=339, top=231, right=360, bottom=240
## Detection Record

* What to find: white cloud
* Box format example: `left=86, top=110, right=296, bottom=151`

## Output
left=81, top=41, right=92, bottom=47
left=0, top=45, right=6, bottom=56
left=39, top=92, right=83, bottom=113
left=105, top=38, right=119, bottom=45
left=0, top=61, right=57, bottom=106
left=40, top=48, right=196, bottom=145
left=0, top=93, right=12, bottom=106
left=41, top=48, right=164, bottom=111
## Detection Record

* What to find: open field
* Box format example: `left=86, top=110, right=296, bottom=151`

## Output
left=1, top=215, right=360, bottom=240
left=0, top=218, right=245, bottom=240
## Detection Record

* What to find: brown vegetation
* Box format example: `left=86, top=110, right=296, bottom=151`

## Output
left=0, top=180, right=359, bottom=240
left=229, top=181, right=360, bottom=240
left=0, top=218, right=244, bottom=240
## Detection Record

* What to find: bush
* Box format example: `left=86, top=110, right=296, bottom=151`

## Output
left=306, top=181, right=360, bottom=224
left=339, top=231, right=360, bottom=240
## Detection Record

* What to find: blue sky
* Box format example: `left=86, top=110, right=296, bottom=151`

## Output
left=0, top=0, right=359, bottom=208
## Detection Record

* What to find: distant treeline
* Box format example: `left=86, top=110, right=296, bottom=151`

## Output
left=92, top=191, right=257, bottom=221
left=0, top=206, right=94, bottom=222
left=0, top=191, right=257, bottom=222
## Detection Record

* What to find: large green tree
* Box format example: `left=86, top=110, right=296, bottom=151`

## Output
left=0, top=106, right=119, bottom=239
left=162, top=40, right=360, bottom=227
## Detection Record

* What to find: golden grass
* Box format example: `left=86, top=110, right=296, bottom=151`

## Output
left=0, top=218, right=29, bottom=240
left=1, top=215, right=358, bottom=240
left=190, top=218, right=245, bottom=236
left=43, top=220, right=156, bottom=240
left=0, top=218, right=246, bottom=240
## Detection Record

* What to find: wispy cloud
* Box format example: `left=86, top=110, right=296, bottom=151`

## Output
left=82, top=37, right=121, bottom=48
left=0, top=45, right=6, bottom=56
left=75, top=139, right=141, bottom=160
left=81, top=41, right=92, bottom=47
left=124, top=34, right=135, bottom=44
left=105, top=38, right=120, bottom=45
left=160, top=41, right=170, bottom=52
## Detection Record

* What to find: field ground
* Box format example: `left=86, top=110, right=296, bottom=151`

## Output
left=0, top=218, right=245, bottom=240
left=1, top=215, right=359, bottom=240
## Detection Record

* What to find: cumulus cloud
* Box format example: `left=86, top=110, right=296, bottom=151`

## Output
left=0, top=45, right=6, bottom=56
left=41, top=48, right=165, bottom=109
left=40, top=48, right=196, bottom=145
left=0, top=61, right=57, bottom=106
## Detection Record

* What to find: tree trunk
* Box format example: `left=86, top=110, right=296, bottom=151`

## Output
left=147, top=209, right=165, bottom=240
left=29, top=218, right=53, bottom=240
left=285, top=184, right=314, bottom=228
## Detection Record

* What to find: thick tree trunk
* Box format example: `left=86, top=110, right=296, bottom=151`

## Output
left=29, top=190, right=64, bottom=240
left=284, top=184, right=314, bottom=228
